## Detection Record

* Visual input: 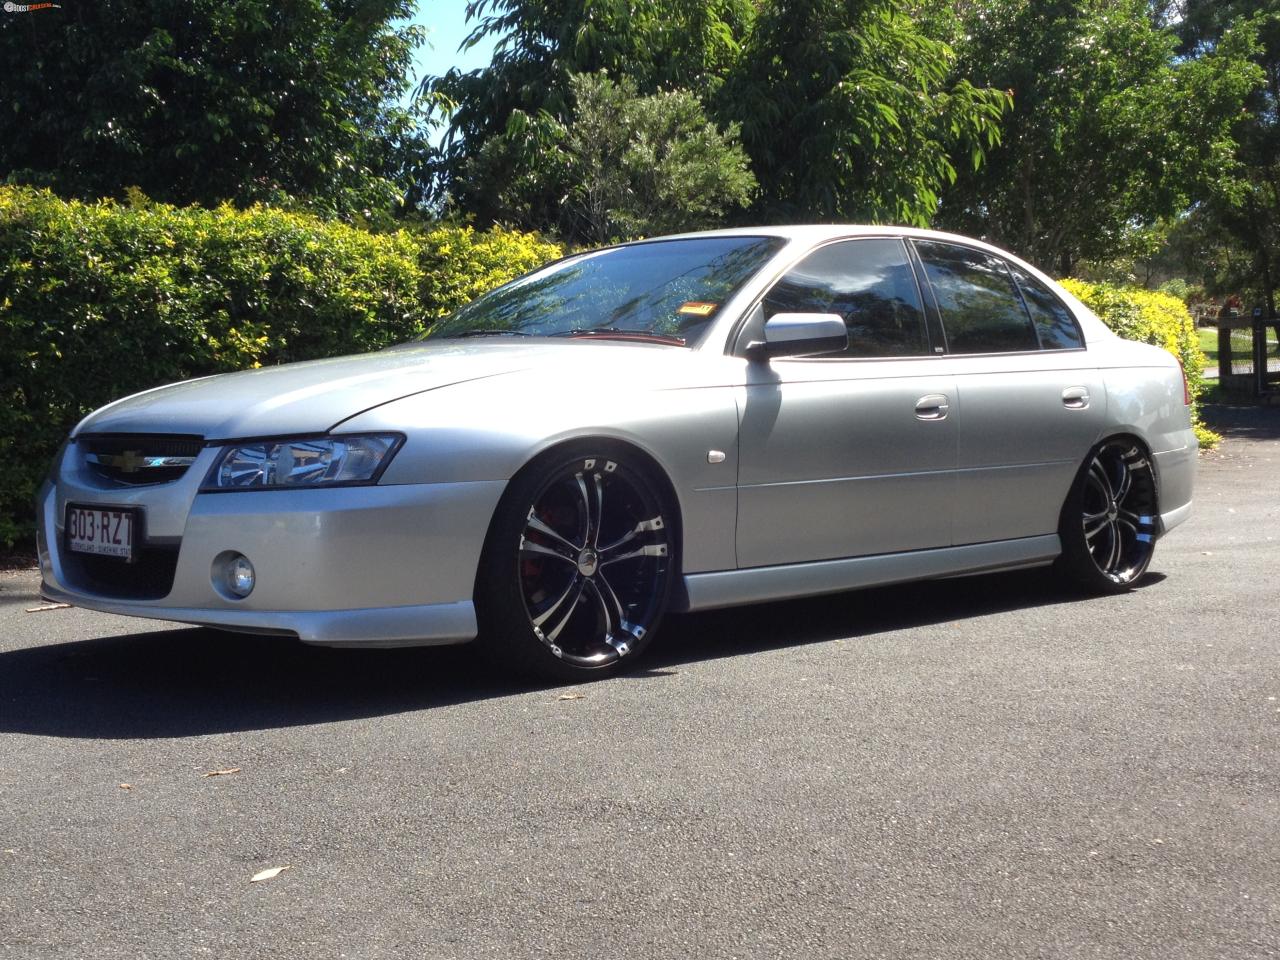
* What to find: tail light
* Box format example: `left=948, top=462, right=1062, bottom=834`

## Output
left=1178, top=361, right=1191, bottom=406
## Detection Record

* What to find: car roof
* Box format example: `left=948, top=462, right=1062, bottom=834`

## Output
left=654, top=223, right=1020, bottom=254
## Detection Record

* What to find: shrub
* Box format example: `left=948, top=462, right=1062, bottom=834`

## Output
left=0, top=187, right=561, bottom=545
left=1059, top=278, right=1219, bottom=448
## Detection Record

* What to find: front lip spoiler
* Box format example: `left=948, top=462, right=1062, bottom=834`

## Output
left=38, top=580, right=477, bottom=648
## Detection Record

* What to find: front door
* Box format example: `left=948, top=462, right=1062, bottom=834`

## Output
left=735, top=238, right=958, bottom=568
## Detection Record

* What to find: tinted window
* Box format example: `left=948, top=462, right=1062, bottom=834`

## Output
left=914, top=241, right=1039, bottom=354
left=1010, top=265, right=1084, bottom=349
left=763, top=239, right=927, bottom=358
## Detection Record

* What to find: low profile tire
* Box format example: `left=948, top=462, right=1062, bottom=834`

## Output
left=1057, top=438, right=1159, bottom=593
left=474, top=444, right=676, bottom=682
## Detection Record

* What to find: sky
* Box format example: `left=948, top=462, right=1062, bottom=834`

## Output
left=409, top=2, right=499, bottom=90
left=406, top=3, right=499, bottom=143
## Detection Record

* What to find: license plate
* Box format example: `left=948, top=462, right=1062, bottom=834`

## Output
left=66, top=505, right=137, bottom=561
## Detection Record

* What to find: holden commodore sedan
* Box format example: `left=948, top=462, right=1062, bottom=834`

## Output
left=37, top=226, right=1196, bottom=680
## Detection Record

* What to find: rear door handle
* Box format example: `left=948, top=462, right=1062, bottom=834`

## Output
left=915, top=394, right=950, bottom=421
left=1062, top=386, right=1090, bottom=410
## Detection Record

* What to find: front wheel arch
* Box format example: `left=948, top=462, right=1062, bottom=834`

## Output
left=472, top=437, right=684, bottom=680
left=482, top=437, right=685, bottom=577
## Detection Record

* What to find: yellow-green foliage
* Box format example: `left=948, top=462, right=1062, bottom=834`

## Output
left=1059, top=278, right=1219, bottom=449
left=0, top=187, right=562, bottom=545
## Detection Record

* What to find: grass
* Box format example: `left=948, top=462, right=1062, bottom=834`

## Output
left=1199, top=326, right=1219, bottom=367
left=1199, top=325, right=1280, bottom=374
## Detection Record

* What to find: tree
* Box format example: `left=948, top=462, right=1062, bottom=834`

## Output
left=464, top=73, right=756, bottom=245
left=423, top=0, right=754, bottom=208
left=0, top=0, right=427, bottom=216
left=425, top=0, right=1009, bottom=230
left=937, top=0, right=1259, bottom=276
left=1159, top=3, right=1280, bottom=316
left=716, top=0, right=1009, bottom=226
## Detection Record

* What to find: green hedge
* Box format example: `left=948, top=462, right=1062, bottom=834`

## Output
left=1059, top=278, right=1218, bottom=449
left=0, top=187, right=562, bottom=545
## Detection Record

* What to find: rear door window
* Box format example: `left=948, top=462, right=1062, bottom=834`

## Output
left=913, top=241, right=1039, bottom=354
left=763, top=238, right=929, bottom=358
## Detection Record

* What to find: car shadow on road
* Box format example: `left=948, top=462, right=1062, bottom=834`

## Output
left=0, top=567, right=1156, bottom=740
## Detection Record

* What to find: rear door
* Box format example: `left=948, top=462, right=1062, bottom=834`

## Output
left=910, top=241, right=1105, bottom=546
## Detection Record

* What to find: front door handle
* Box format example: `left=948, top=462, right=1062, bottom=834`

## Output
left=915, top=394, right=950, bottom=421
left=1062, top=386, right=1090, bottom=410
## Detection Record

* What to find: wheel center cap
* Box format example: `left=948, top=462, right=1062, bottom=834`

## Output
left=577, top=549, right=599, bottom=577
left=1107, top=502, right=1119, bottom=521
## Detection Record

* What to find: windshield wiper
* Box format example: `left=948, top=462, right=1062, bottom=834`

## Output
left=551, top=328, right=686, bottom=346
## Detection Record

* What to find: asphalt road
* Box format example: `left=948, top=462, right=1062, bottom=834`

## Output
left=1, top=405, right=1278, bottom=960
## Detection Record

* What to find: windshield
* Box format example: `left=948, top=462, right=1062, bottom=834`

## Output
left=423, top=236, right=786, bottom=346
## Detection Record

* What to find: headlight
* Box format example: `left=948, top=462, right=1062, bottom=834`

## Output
left=202, top=434, right=402, bottom=490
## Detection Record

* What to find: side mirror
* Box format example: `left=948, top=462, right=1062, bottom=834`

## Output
left=748, top=313, right=848, bottom=360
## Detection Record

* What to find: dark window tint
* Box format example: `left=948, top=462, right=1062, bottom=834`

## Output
left=763, top=239, right=927, bottom=357
left=1010, top=265, right=1083, bottom=349
left=915, top=241, right=1039, bottom=354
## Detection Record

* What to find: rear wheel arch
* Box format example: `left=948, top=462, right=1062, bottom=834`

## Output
left=1056, top=433, right=1160, bottom=592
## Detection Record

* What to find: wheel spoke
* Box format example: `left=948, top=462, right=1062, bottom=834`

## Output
left=525, top=511, right=582, bottom=554
left=574, top=472, right=593, bottom=546
left=584, top=578, right=617, bottom=639
left=1089, top=459, right=1114, bottom=502
left=1117, top=508, right=1146, bottom=527
left=590, top=472, right=605, bottom=547
left=598, top=516, right=665, bottom=555
left=1084, top=516, right=1110, bottom=541
left=1105, top=522, right=1123, bottom=571
left=601, top=542, right=669, bottom=565
left=1113, top=463, right=1133, bottom=504
left=519, top=537, right=577, bottom=564
left=594, top=572, right=640, bottom=656
left=533, top=574, right=585, bottom=642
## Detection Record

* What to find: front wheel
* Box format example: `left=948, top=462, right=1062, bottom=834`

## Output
left=1057, top=439, right=1159, bottom=593
left=475, top=446, right=676, bottom=681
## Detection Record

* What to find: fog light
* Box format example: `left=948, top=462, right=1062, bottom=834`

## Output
left=222, top=553, right=255, bottom=598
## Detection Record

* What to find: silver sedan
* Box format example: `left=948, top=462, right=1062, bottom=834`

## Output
left=37, top=226, right=1197, bottom=679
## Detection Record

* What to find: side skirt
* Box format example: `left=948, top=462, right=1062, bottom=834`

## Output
left=675, top=535, right=1061, bottom=613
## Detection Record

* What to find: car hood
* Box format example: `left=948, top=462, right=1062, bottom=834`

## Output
left=73, top=339, right=717, bottom=440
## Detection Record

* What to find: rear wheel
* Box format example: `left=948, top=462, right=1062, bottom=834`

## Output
left=475, top=445, right=675, bottom=681
left=1057, top=439, right=1158, bottom=593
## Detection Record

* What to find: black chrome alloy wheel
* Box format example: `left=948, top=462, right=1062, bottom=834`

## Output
left=478, top=449, right=674, bottom=679
left=1059, top=439, right=1158, bottom=592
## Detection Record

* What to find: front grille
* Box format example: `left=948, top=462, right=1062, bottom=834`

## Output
left=80, top=434, right=204, bottom=486
left=62, top=545, right=180, bottom=600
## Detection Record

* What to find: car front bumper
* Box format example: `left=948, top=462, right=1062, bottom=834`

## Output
left=37, top=446, right=504, bottom=646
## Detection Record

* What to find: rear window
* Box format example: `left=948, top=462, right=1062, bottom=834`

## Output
left=914, top=241, right=1039, bottom=354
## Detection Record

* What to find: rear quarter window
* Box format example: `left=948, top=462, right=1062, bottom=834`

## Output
left=1010, top=265, right=1084, bottom=350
